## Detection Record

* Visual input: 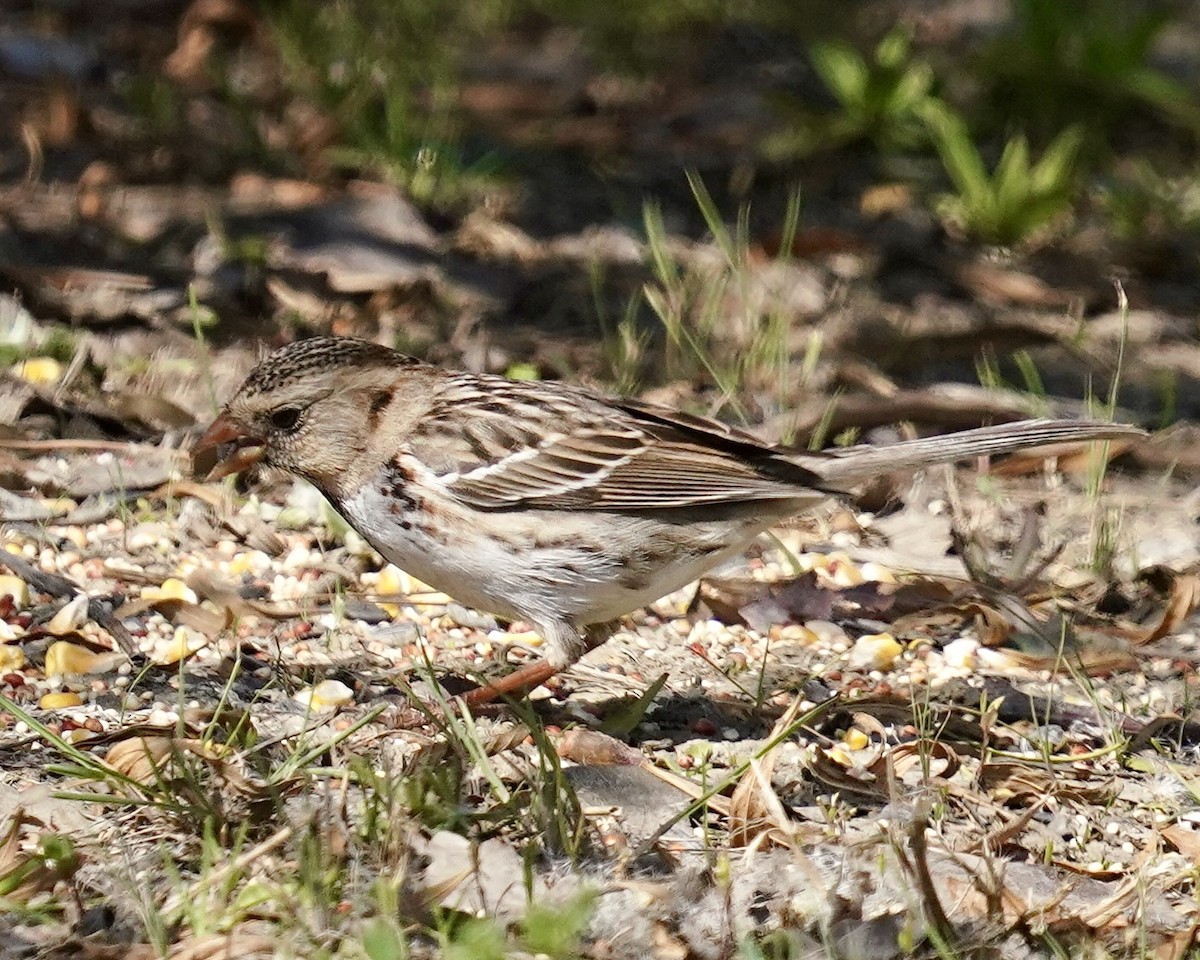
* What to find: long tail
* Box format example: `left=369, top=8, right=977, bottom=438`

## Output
left=801, top=419, right=1143, bottom=486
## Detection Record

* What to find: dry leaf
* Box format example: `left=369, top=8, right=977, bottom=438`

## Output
left=555, top=729, right=643, bottom=766
left=1142, top=573, right=1200, bottom=645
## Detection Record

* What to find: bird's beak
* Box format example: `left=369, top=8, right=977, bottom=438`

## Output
left=192, top=416, right=266, bottom=481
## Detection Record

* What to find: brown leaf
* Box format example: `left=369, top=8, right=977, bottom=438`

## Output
left=1142, top=573, right=1200, bottom=644
left=104, top=737, right=176, bottom=783
left=1162, top=823, right=1200, bottom=863
left=729, top=697, right=808, bottom=846
left=114, top=597, right=230, bottom=636
left=728, top=755, right=787, bottom=848
left=555, top=729, right=643, bottom=766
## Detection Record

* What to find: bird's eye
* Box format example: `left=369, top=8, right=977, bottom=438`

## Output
left=269, top=407, right=302, bottom=433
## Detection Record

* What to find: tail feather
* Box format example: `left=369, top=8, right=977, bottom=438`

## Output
left=801, top=419, right=1143, bottom=487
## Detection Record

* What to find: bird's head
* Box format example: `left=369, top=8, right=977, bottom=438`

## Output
left=193, top=337, right=422, bottom=488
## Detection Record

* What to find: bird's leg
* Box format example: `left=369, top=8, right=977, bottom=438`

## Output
left=459, top=622, right=612, bottom=707
left=459, top=659, right=560, bottom=707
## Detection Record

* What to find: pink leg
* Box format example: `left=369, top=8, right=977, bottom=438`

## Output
left=459, top=659, right=560, bottom=707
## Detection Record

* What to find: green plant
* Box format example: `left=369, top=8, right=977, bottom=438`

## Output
left=764, top=28, right=937, bottom=160
left=1099, top=159, right=1200, bottom=242
left=921, top=101, right=1084, bottom=246
left=263, top=0, right=509, bottom=207
left=981, top=0, right=1200, bottom=138
left=592, top=264, right=650, bottom=396
left=640, top=172, right=803, bottom=419
left=1085, top=284, right=1130, bottom=575
left=811, top=28, right=936, bottom=150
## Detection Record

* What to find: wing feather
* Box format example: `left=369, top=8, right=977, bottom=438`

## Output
left=411, top=375, right=823, bottom=511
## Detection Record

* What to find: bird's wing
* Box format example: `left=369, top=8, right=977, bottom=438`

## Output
left=410, top=376, right=825, bottom=511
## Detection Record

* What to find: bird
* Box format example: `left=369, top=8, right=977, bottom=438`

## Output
left=193, top=336, right=1141, bottom=705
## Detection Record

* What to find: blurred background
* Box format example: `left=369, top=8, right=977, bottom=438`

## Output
left=1, top=0, right=1198, bottom=445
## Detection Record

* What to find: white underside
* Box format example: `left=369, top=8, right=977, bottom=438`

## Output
left=337, top=484, right=775, bottom=631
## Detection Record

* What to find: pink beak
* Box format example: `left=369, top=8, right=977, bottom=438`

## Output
left=192, top=415, right=265, bottom=481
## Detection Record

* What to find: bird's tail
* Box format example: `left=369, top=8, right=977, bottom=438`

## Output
left=801, top=419, right=1143, bottom=487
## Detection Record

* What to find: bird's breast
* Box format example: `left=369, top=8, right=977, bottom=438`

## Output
left=331, top=469, right=786, bottom=630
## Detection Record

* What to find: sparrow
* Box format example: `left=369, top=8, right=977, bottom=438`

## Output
left=193, top=336, right=1140, bottom=704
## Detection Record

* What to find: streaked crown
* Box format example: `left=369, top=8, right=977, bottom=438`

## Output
left=240, top=337, right=414, bottom=397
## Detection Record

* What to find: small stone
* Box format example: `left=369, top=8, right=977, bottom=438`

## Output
left=446, top=603, right=498, bottom=631
left=342, top=599, right=390, bottom=624
left=281, top=545, right=313, bottom=571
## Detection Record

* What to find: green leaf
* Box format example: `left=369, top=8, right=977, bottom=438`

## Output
left=1029, top=125, right=1084, bottom=195
left=811, top=41, right=869, bottom=107
left=521, top=890, right=596, bottom=957
left=992, top=134, right=1031, bottom=213
left=598, top=672, right=668, bottom=739
left=444, top=918, right=507, bottom=960
left=922, top=101, right=988, bottom=202
left=874, top=28, right=912, bottom=71
left=362, top=918, right=408, bottom=960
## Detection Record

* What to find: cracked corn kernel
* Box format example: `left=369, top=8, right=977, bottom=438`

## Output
left=848, top=633, right=902, bottom=671
left=46, top=594, right=89, bottom=635
left=0, top=644, right=24, bottom=670
left=821, top=559, right=866, bottom=588
left=0, top=575, right=28, bottom=609
left=40, top=691, right=83, bottom=710
left=859, top=562, right=896, bottom=583
left=843, top=728, right=870, bottom=750
left=154, top=626, right=208, bottom=665
left=295, top=679, right=354, bottom=712
left=227, top=550, right=271, bottom=576
left=10, top=357, right=63, bottom=384
left=44, top=641, right=119, bottom=676
left=942, top=637, right=979, bottom=669
left=142, top=578, right=199, bottom=605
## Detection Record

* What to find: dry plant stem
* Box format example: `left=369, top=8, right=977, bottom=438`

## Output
left=0, top=438, right=174, bottom=452
left=159, top=825, right=295, bottom=917
left=908, top=796, right=957, bottom=946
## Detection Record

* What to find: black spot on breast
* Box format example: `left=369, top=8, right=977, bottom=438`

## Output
left=367, top=389, right=392, bottom=429
left=380, top=462, right=419, bottom=515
